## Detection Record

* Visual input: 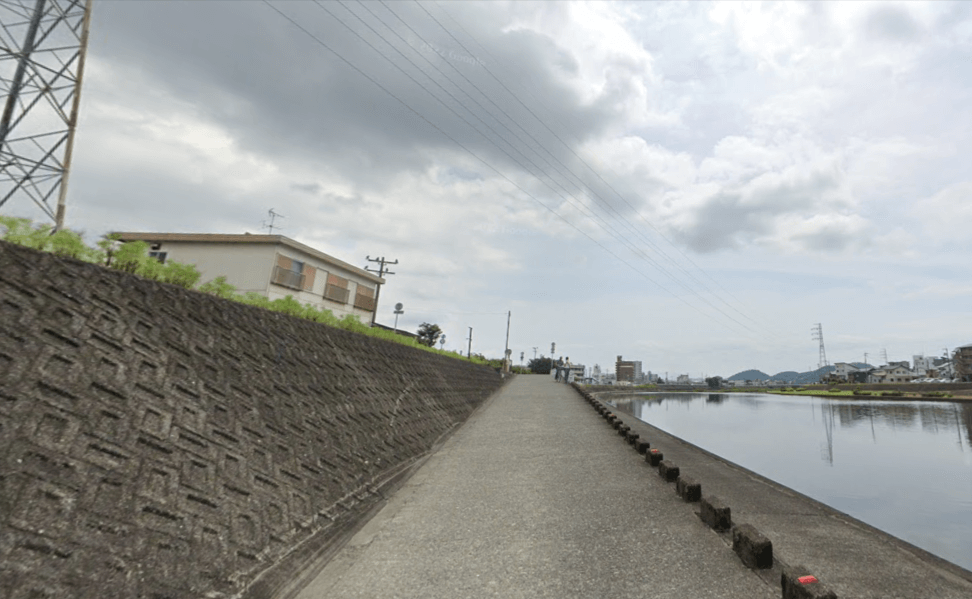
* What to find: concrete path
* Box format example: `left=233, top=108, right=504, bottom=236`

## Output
left=293, top=377, right=778, bottom=599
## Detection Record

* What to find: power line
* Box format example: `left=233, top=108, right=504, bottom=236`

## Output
left=311, top=0, right=766, bottom=339
left=423, top=0, right=774, bottom=335
left=262, top=1, right=764, bottom=339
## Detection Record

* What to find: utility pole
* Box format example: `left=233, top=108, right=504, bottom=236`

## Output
left=467, top=327, right=473, bottom=359
left=365, top=256, right=398, bottom=326
left=504, top=311, right=511, bottom=361
left=864, top=352, right=868, bottom=367
left=532, top=347, right=538, bottom=360
left=0, top=0, right=94, bottom=229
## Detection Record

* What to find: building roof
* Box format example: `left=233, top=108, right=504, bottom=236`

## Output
left=112, top=232, right=385, bottom=285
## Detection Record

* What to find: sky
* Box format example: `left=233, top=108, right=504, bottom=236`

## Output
left=5, top=0, right=972, bottom=378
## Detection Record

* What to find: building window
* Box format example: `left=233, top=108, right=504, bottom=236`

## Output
left=148, top=251, right=167, bottom=264
left=324, top=273, right=350, bottom=304
left=271, top=255, right=305, bottom=290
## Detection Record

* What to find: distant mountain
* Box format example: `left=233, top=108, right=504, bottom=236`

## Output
left=726, top=369, right=771, bottom=381
left=727, top=365, right=845, bottom=384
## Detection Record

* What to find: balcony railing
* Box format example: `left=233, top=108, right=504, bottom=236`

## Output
left=353, top=293, right=375, bottom=312
left=324, top=283, right=349, bottom=304
left=271, top=266, right=304, bottom=290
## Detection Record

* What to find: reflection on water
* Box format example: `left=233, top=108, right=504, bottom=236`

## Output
left=609, top=393, right=972, bottom=572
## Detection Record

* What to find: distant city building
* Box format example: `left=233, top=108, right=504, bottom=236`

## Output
left=954, top=344, right=972, bottom=382
left=113, top=232, right=384, bottom=323
left=615, top=355, right=642, bottom=383
left=913, top=355, right=936, bottom=377
left=676, top=374, right=690, bottom=385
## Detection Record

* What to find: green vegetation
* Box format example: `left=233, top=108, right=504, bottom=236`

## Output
left=1, top=216, right=501, bottom=368
left=416, top=322, right=443, bottom=347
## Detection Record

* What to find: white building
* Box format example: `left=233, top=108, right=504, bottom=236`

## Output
left=868, top=364, right=916, bottom=383
left=113, top=233, right=385, bottom=323
left=832, top=362, right=861, bottom=381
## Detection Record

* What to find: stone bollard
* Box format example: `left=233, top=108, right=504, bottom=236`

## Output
left=658, top=460, right=680, bottom=482
left=732, top=523, right=773, bottom=569
left=647, top=448, right=663, bottom=466
left=676, top=476, right=701, bottom=502
left=626, top=431, right=639, bottom=445
left=613, top=420, right=624, bottom=430
left=781, top=566, right=838, bottom=599
left=635, top=439, right=651, bottom=454
left=700, top=495, right=731, bottom=531
left=618, top=424, right=630, bottom=436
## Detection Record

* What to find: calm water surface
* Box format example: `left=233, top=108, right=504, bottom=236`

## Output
left=608, top=392, right=972, bottom=572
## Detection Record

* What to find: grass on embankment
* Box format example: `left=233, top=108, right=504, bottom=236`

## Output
left=0, top=216, right=509, bottom=369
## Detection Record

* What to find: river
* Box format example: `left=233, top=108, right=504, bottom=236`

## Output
left=606, top=392, right=972, bottom=572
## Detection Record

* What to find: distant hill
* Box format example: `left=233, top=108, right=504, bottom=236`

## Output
left=727, top=365, right=851, bottom=384
left=726, top=369, right=771, bottom=381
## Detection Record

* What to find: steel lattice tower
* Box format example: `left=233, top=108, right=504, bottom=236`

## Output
left=0, top=0, right=93, bottom=229
left=811, top=323, right=828, bottom=370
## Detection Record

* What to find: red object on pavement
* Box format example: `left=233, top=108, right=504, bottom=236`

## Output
left=798, top=575, right=819, bottom=584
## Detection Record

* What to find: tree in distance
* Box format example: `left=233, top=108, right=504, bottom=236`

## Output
left=527, top=356, right=553, bottom=374
left=417, top=322, right=443, bottom=347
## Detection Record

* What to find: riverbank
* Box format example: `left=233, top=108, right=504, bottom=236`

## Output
left=585, top=383, right=972, bottom=402
left=592, top=389, right=972, bottom=598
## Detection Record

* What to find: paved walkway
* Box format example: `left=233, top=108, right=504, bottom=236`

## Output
left=294, top=377, right=778, bottom=599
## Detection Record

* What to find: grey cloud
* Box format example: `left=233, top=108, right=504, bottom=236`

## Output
left=864, top=5, right=922, bottom=42
left=675, top=168, right=845, bottom=254
left=291, top=182, right=322, bottom=194
left=87, top=1, right=626, bottom=195
left=675, top=191, right=763, bottom=253
left=791, top=226, right=866, bottom=253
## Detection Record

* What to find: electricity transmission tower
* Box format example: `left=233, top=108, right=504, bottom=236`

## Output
left=0, top=0, right=93, bottom=229
left=811, top=323, right=828, bottom=369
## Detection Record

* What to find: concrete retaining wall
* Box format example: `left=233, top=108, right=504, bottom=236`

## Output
left=0, top=241, right=505, bottom=598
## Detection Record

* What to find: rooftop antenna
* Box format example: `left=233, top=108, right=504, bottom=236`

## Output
left=262, top=208, right=283, bottom=234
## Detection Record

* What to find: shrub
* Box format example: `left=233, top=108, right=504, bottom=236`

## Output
left=198, top=276, right=237, bottom=299
left=160, top=262, right=202, bottom=289
left=112, top=240, right=149, bottom=273
left=50, top=229, right=102, bottom=262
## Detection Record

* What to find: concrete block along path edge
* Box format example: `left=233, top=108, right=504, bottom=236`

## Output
left=293, top=377, right=780, bottom=599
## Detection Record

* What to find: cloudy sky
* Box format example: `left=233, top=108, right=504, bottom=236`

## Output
left=9, top=0, right=972, bottom=378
